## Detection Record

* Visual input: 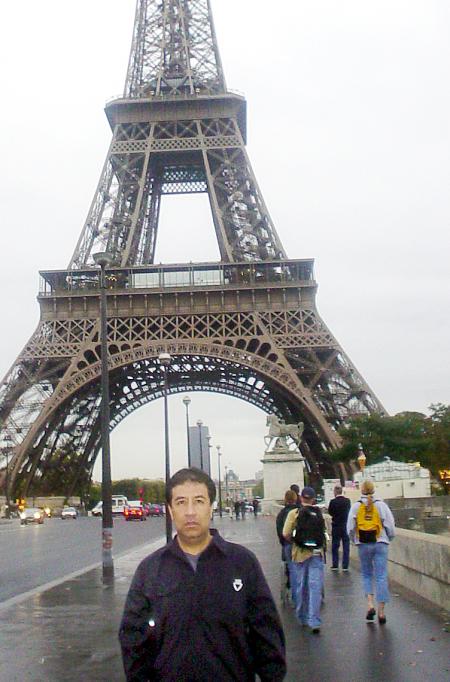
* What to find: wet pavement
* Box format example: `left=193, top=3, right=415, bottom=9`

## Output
left=0, top=516, right=448, bottom=681
left=0, top=515, right=165, bottom=601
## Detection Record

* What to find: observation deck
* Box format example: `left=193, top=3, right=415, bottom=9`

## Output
left=38, top=259, right=317, bottom=321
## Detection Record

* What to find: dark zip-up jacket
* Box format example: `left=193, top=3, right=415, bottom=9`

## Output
left=119, top=530, right=286, bottom=681
left=276, top=504, right=299, bottom=547
left=328, top=495, right=351, bottom=527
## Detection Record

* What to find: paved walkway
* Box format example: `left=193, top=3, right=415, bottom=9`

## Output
left=0, top=516, right=448, bottom=681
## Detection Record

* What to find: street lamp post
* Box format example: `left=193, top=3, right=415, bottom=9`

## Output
left=207, top=435, right=212, bottom=475
left=197, top=420, right=204, bottom=471
left=159, top=352, right=172, bottom=544
left=216, top=445, right=223, bottom=518
left=357, top=443, right=367, bottom=475
left=93, top=251, right=114, bottom=584
left=3, top=444, right=10, bottom=519
left=182, top=396, right=192, bottom=467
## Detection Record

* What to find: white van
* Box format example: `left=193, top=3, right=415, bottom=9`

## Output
left=91, top=495, right=128, bottom=517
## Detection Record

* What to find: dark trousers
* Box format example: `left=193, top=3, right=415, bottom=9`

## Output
left=332, top=524, right=350, bottom=569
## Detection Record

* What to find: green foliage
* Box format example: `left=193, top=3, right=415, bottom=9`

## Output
left=28, top=447, right=88, bottom=498
left=88, top=482, right=102, bottom=507
left=111, top=478, right=141, bottom=499
left=332, top=404, right=450, bottom=485
left=111, top=478, right=165, bottom=503
left=253, top=480, right=264, bottom=498
left=87, top=478, right=165, bottom=509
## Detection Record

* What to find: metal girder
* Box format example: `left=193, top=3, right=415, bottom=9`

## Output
left=68, top=109, right=285, bottom=268
left=124, top=0, right=226, bottom=98
left=0, top=1, right=385, bottom=498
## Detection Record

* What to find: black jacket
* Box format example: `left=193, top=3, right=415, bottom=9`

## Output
left=328, top=495, right=351, bottom=526
left=275, top=504, right=299, bottom=546
left=119, top=530, right=286, bottom=682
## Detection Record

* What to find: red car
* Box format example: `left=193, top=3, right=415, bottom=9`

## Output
left=124, top=502, right=145, bottom=521
left=147, top=503, right=164, bottom=517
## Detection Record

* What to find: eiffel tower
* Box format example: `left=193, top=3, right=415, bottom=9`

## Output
left=0, top=0, right=385, bottom=498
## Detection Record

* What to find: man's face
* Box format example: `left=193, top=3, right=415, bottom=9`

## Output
left=168, top=480, right=213, bottom=545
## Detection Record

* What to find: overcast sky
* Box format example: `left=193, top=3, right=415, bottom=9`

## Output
left=0, top=1, right=448, bottom=483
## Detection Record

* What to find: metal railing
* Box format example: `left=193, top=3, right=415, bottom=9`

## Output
left=39, top=259, right=315, bottom=297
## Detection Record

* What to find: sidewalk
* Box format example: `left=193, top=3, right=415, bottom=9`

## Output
left=0, top=516, right=448, bottom=681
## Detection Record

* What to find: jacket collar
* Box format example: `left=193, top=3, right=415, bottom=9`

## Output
left=162, top=527, right=229, bottom=560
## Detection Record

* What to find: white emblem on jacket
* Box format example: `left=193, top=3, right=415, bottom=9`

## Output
left=233, top=578, right=243, bottom=592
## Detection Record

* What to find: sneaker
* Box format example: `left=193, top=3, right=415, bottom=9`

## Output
left=366, top=608, right=376, bottom=622
left=311, top=627, right=320, bottom=634
left=331, top=567, right=339, bottom=571
left=342, top=568, right=350, bottom=572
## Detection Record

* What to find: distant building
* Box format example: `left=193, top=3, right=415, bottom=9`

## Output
left=354, top=457, right=431, bottom=499
left=226, top=476, right=258, bottom=501
left=226, top=468, right=239, bottom=483
left=188, top=423, right=211, bottom=475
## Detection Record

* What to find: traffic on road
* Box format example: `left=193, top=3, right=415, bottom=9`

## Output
left=0, top=515, right=165, bottom=604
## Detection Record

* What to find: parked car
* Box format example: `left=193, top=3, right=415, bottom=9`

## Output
left=19, top=508, right=45, bottom=525
left=124, top=501, right=145, bottom=522
left=61, top=506, right=77, bottom=520
left=91, top=502, right=103, bottom=517
left=147, top=503, right=164, bottom=517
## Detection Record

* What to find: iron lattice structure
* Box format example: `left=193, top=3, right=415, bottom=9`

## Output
left=0, top=0, right=385, bottom=498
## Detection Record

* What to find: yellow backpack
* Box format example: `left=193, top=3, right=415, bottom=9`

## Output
left=356, top=500, right=383, bottom=543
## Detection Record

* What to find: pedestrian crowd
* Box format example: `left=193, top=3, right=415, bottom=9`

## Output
left=276, top=480, right=396, bottom=633
left=232, top=497, right=260, bottom=520
left=119, top=467, right=395, bottom=680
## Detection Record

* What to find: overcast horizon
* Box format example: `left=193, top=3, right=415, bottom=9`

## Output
left=0, top=1, right=448, bottom=482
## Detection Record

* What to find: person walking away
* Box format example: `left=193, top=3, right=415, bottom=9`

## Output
left=347, top=480, right=395, bottom=624
left=252, top=498, right=259, bottom=518
left=276, top=490, right=299, bottom=604
left=290, top=483, right=301, bottom=506
left=234, top=499, right=241, bottom=520
left=328, top=485, right=351, bottom=571
left=119, top=467, right=286, bottom=681
left=241, top=499, right=246, bottom=520
left=283, top=486, right=326, bottom=634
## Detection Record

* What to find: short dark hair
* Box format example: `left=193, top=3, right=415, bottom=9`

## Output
left=290, top=484, right=300, bottom=494
left=166, top=468, right=216, bottom=506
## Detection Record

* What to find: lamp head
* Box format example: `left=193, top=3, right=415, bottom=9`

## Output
left=158, top=352, right=171, bottom=367
left=357, top=443, right=367, bottom=470
left=182, top=396, right=191, bottom=407
left=196, top=419, right=203, bottom=427
left=93, top=251, right=114, bottom=268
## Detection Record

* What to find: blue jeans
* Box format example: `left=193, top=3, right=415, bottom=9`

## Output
left=283, top=544, right=297, bottom=604
left=357, top=542, right=390, bottom=603
left=331, top=524, right=350, bottom=569
left=292, top=555, right=324, bottom=628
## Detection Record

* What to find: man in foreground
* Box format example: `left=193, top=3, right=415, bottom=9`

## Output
left=119, top=467, right=286, bottom=681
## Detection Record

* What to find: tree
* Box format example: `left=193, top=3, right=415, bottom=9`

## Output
left=110, top=478, right=166, bottom=503
left=332, top=404, right=449, bottom=486
left=112, top=478, right=141, bottom=500
left=252, top=480, right=264, bottom=498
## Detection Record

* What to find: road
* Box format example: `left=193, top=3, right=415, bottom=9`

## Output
left=0, top=515, right=165, bottom=603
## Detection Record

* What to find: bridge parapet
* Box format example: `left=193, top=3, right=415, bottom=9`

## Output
left=387, top=527, right=450, bottom=611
